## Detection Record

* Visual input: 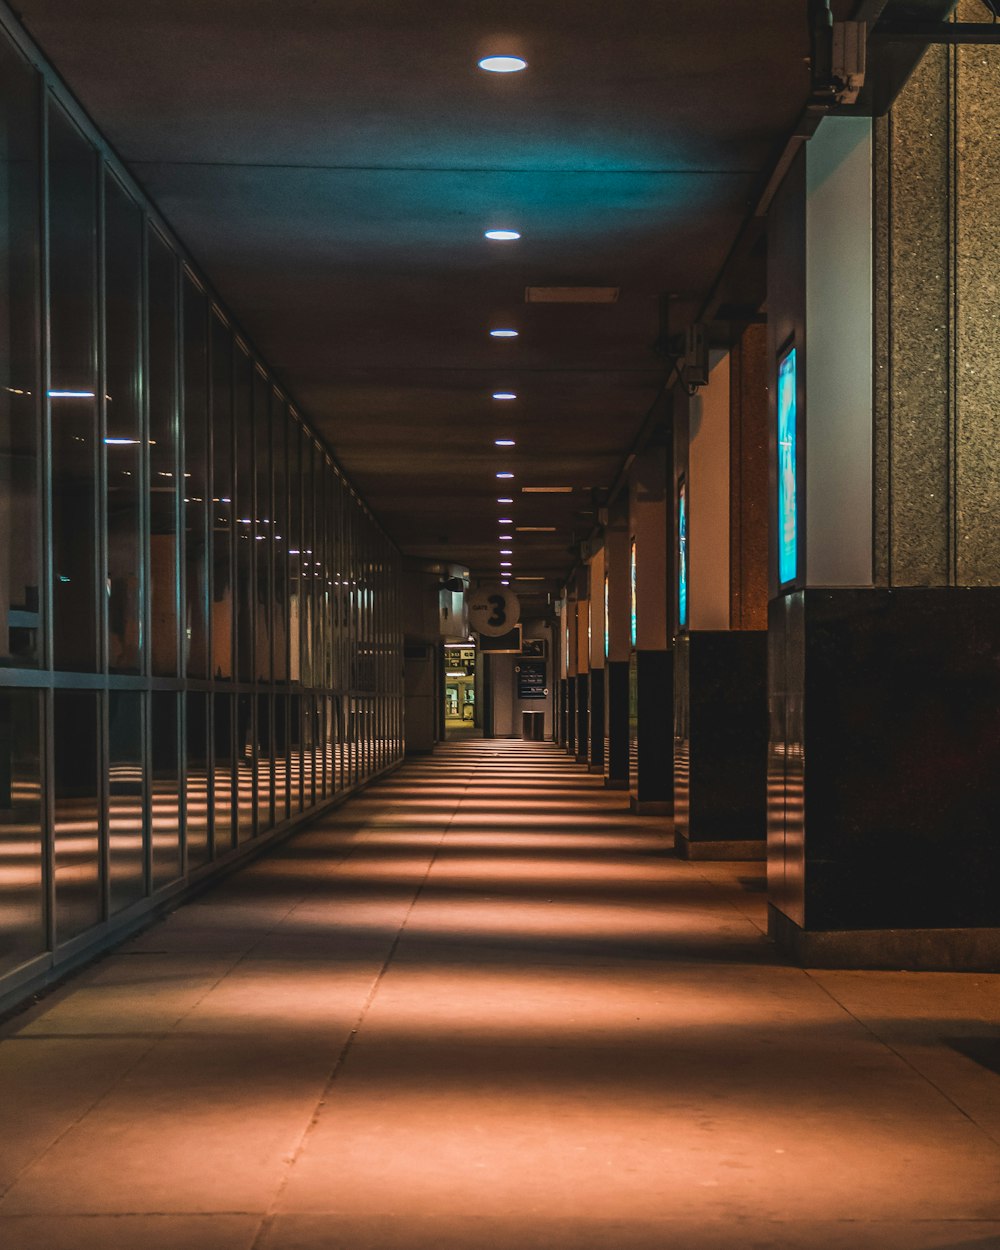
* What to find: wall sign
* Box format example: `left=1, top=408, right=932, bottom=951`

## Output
left=467, top=584, right=521, bottom=637
left=777, top=344, right=798, bottom=587
left=516, top=660, right=547, bottom=700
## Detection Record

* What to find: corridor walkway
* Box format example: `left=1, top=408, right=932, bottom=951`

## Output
left=0, top=739, right=999, bottom=1250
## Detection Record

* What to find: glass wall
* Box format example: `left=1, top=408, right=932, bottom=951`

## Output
left=0, top=17, right=404, bottom=1000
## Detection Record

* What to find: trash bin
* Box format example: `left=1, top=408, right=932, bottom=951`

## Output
left=521, top=711, right=545, bottom=741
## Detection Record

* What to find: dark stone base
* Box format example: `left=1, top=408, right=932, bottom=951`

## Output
left=674, top=630, right=767, bottom=852
left=629, top=650, right=673, bottom=810
left=588, top=667, right=605, bottom=771
left=676, top=833, right=766, bottom=861
left=575, top=672, right=589, bottom=762
left=604, top=661, right=630, bottom=787
left=770, top=588, right=1000, bottom=934
left=769, top=904, right=1000, bottom=972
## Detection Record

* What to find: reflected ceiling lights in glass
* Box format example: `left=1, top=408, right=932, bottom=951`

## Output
left=478, top=56, right=527, bottom=73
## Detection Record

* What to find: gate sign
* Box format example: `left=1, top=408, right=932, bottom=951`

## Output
left=467, top=584, right=520, bottom=637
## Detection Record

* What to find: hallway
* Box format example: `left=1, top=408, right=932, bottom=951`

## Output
left=1, top=739, right=999, bottom=1250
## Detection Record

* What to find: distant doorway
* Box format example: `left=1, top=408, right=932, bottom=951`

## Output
left=444, top=643, right=478, bottom=738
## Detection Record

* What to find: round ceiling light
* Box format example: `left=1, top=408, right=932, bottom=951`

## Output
left=492, top=392, right=517, bottom=400
left=495, top=438, right=515, bottom=446
left=478, top=56, right=527, bottom=73
left=497, top=497, right=514, bottom=504
left=490, top=329, right=518, bottom=338
left=485, top=229, right=521, bottom=241
left=496, top=471, right=514, bottom=479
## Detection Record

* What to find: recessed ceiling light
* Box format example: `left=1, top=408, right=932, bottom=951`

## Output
left=485, top=229, right=521, bottom=241
left=500, top=561, right=512, bottom=567
left=499, top=534, right=513, bottom=540
left=492, top=392, right=517, bottom=401
left=496, top=471, right=514, bottom=479
left=495, top=438, right=515, bottom=446
left=501, top=579, right=511, bottom=586
left=497, top=497, right=514, bottom=504
left=521, top=485, right=572, bottom=493
left=478, top=55, right=527, bottom=73
left=500, top=549, right=513, bottom=555
left=498, top=518, right=513, bottom=524
left=490, top=329, right=518, bottom=338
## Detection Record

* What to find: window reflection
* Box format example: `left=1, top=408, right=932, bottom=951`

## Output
left=211, top=314, right=233, bottom=682
left=185, top=691, right=209, bottom=867
left=151, top=691, right=180, bottom=887
left=213, top=691, right=233, bottom=854
left=0, top=42, right=41, bottom=670
left=183, top=276, right=209, bottom=679
left=0, top=690, right=44, bottom=974
left=49, top=102, right=98, bottom=674
left=54, top=690, right=100, bottom=943
left=105, top=173, right=143, bottom=675
left=149, top=231, right=179, bottom=677
left=108, top=691, right=145, bottom=913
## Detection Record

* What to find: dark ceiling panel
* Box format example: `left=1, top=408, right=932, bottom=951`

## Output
left=15, top=0, right=814, bottom=584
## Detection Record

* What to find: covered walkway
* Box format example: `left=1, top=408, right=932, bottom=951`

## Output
left=0, top=740, right=998, bottom=1250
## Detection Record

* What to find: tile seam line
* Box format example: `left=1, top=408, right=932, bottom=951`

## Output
left=805, top=972, right=1000, bottom=1151
left=248, top=758, right=480, bottom=1250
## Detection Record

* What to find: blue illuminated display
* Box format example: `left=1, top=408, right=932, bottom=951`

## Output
left=678, top=478, right=688, bottom=630
left=629, top=538, right=637, bottom=648
left=604, top=572, right=609, bottom=658
left=777, top=347, right=798, bottom=586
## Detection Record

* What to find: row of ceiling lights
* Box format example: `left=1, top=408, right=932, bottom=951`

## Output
left=481, top=52, right=527, bottom=587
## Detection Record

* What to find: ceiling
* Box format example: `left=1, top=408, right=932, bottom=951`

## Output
left=17, top=0, right=817, bottom=602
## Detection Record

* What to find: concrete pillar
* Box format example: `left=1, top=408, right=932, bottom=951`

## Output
left=587, top=545, right=606, bottom=774
left=628, top=442, right=672, bottom=815
left=603, top=517, right=630, bottom=790
left=575, top=596, right=590, bottom=763
left=672, top=332, right=768, bottom=860
left=767, top=23, right=1000, bottom=969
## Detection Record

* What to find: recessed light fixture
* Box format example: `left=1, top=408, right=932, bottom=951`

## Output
left=501, top=579, right=511, bottom=585
left=495, top=438, right=515, bottom=447
left=490, top=329, right=518, bottom=338
left=500, top=549, right=513, bottom=555
left=478, top=55, right=527, bottom=73
left=492, top=392, right=517, bottom=401
left=485, top=229, right=521, bottom=241
left=500, top=561, right=512, bottom=567
left=498, top=518, right=513, bottom=525
left=49, top=390, right=95, bottom=398
left=499, top=534, right=513, bottom=541
left=521, top=485, right=573, bottom=493
left=497, top=497, right=514, bottom=504
left=496, top=471, right=514, bottom=479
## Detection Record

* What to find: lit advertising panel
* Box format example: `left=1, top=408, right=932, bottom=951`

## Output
left=678, top=477, right=688, bottom=630
left=777, top=346, right=798, bottom=586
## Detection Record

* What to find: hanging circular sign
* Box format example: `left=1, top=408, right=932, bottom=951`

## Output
left=467, top=584, right=521, bottom=637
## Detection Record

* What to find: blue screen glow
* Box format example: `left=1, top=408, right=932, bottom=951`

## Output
left=629, top=539, right=637, bottom=648
left=678, top=479, right=688, bottom=630
left=777, top=348, right=798, bottom=586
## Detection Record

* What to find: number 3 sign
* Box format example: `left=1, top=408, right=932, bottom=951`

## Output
left=467, top=584, right=521, bottom=637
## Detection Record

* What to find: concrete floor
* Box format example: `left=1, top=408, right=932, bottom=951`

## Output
left=1, top=739, right=999, bottom=1250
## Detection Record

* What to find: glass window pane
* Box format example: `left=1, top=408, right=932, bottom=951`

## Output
left=0, top=689, right=44, bottom=974
left=236, top=692, right=254, bottom=841
left=255, top=693, right=272, bottom=831
left=271, top=395, right=288, bottom=682
left=183, top=275, right=208, bottom=678
left=151, top=690, right=180, bottom=887
left=104, top=173, right=143, bottom=675
left=0, top=43, right=41, bottom=670
left=211, top=314, right=233, bottom=681
left=54, top=689, right=100, bottom=943
left=148, top=231, right=179, bottom=677
left=212, top=691, right=233, bottom=853
left=108, top=690, right=145, bottom=913
left=235, top=348, right=253, bottom=684
left=185, top=690, right=209, bottom=866
left=253, top=370, right=271, bottom=682
left=288, top=420, right=302, bottom=686
left=49, top=101, right=98, bottom=674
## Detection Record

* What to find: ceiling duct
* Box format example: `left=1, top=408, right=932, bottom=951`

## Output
left=524, top=287, right=620, bottom=303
